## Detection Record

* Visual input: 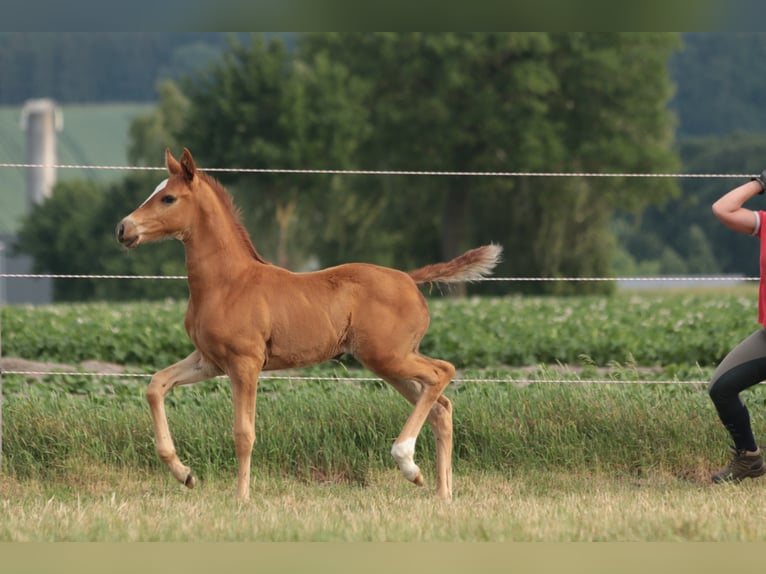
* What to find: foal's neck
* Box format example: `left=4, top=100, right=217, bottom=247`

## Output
left=183, top=185, right=266, bottom=289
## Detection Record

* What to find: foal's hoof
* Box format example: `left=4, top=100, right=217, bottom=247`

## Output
left=184, top=473, right=196, bottom=489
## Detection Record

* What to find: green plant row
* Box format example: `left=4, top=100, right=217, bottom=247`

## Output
left=2, top=380, right=756, bottom=483
left=1, top=289, right=759, bottom=370
left=424, top=290, right=760, bottom=367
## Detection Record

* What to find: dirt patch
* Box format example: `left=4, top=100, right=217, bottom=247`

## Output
left=0, top=357, right=130, bottom=378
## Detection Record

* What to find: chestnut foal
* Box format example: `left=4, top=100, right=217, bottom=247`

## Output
left=116, top=148, right=501, bottom=501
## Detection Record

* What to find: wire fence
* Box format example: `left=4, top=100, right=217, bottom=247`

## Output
left=0, top=161, right=757, bottom=179
left=0, top=269, right=738, bottom=388
left=0, top=369, right=711, bottom=386
left=0, top=273, right=760, bottom=282
left=0, top=163, right=755, bottom=394
left=2, top=162, right=758, bottom=469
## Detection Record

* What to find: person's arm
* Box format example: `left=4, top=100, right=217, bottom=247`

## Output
left=712, top=176, right=765, bottom=236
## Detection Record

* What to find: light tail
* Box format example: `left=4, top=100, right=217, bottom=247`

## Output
left=407, top=244, right=502, bottom=285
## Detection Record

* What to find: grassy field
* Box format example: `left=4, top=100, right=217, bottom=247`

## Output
left=4, top=466, right=766, bottom=542
left=3, top=290, right=766, bottom=541
left=3, top=376, right=766, bottom=541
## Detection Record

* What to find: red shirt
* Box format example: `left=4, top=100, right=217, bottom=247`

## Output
left=759, top=211, right=766, bottom=326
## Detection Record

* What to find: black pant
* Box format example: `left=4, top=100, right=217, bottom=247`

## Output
left=709, top=328, right=766, bottom=452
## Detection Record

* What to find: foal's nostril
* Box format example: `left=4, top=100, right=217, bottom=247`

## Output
left=116, top=222, right=125, bottom=242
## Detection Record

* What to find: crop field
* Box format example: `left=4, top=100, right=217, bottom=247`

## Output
left=3, top=288, right=766, bottom=543
left=1, top=288, right=758, bottom=373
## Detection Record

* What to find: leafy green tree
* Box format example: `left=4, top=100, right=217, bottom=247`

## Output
left=175, top=34, right=371, bottom=268
left=128, top=80, right=190, bottom=166
left=681, top=224, right=719, bottom=274
left=0, top=33, right=235, bottom=104
left=671, top=33, right=766, bottom=137
left=530, top=32, right=681, bottom=292
left=131, top=33, right=682, bottom=295
left=302, top=34, right=561, bottom=277
left=14, top=180, right=104, bottom=300
left=14, top=174, right=187, bottom=301
left=618, top=131, right=766, bottom=277
left=302, top=33, right=681, bottom=293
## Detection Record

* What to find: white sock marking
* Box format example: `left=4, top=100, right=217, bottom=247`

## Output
left=391, top=437, right=419, bottom=481
left=140, top=178, right=169, bottom=207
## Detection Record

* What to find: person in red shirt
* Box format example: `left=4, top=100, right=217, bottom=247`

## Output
left=709, top=172, right=766, bottom=482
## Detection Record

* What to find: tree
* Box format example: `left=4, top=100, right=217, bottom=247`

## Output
left=14, top=174, right=187, bottom=301
left=671, top=33, right=766, bottom=138
left=618, top=131, right=766, bottom=277
left=302, top=34, right=554, bottom=267
left=0, top=33, right=235, bottom=104
left=126, top=33, right=681, bottom=295
left=684, top=224, right=719, bottom=274
left=128, top=80, right=190, bottom=166
left=14, top=180, right=104, bottom=300
left=302, top=33, right=682, bottom=293
left=175, top=34, right=371, bottom=268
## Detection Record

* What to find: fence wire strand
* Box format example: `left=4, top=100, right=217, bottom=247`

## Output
left=0, top=163, right=753, bottom=390
left=0, top=273, right=760, bottom=283
left=0, top=369, right=709, bottom=386
left=0, top=162, right=756, bottom=179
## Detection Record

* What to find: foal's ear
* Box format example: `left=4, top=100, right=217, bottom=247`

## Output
left=165, top=148, right=182, bottom=176
left=180, top=148, right=197, bottom=182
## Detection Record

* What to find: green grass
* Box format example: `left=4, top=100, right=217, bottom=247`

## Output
left=2, top=378, right=764, bottom=542
left=2, top=380, right=758, bottom=485
left=0, top=103, right=151, bottom=234
left=4, top=290, right=766, bottom=541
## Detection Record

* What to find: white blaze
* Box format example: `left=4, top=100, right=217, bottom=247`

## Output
left=140, top=178, right=169, bottom=207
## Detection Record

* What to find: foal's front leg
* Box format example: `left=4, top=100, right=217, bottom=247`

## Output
left=146, top=351, right=222, bottom=488
left=226, top=358, right=261, bottom=502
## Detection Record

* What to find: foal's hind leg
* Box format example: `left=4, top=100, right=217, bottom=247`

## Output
left=365, top=353, right=455, bottom=500
left=145, top=351, right=222, bottom=489
left=386, top=377, right=454, bottom=500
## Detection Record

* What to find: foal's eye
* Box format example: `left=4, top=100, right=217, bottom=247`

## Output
left=161, top=195, right=177, bottom=205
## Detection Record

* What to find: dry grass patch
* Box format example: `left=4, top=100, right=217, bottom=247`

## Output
left=3, top=466, right=766, bottom=542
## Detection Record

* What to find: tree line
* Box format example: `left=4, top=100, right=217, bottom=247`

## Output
left=2, top=32, right=762, bottom=137
left=0, top=33, right=281, bottom=105
left=13, top=33, right=764, bottom=301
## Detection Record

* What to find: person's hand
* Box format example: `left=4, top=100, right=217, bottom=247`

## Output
left=751, top=169, right=766, bottom=194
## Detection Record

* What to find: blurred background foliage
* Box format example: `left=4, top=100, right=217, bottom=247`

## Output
left=8, top=33, right=766, bottom=300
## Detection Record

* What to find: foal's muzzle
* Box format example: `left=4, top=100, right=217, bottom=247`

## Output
left=116, top=219, right=139, bottom=249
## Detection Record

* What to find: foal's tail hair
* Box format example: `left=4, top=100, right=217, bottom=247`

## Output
left=408, top=244, right=503, bottom=285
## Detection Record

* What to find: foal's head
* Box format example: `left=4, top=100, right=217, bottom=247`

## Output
left=117, top=148, right=269, bottom=264
left=116, top=148, right=203, bottom=249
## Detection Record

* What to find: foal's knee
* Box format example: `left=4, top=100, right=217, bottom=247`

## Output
left=427, top=395, right=453, bottom=437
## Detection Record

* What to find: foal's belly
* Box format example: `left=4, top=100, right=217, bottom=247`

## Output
left=262, top=344, right=344, bottom=371
left=261, top=320, right=348, bottom=370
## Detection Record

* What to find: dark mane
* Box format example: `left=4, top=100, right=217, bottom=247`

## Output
left=198, top=171, right=270, bottom=265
